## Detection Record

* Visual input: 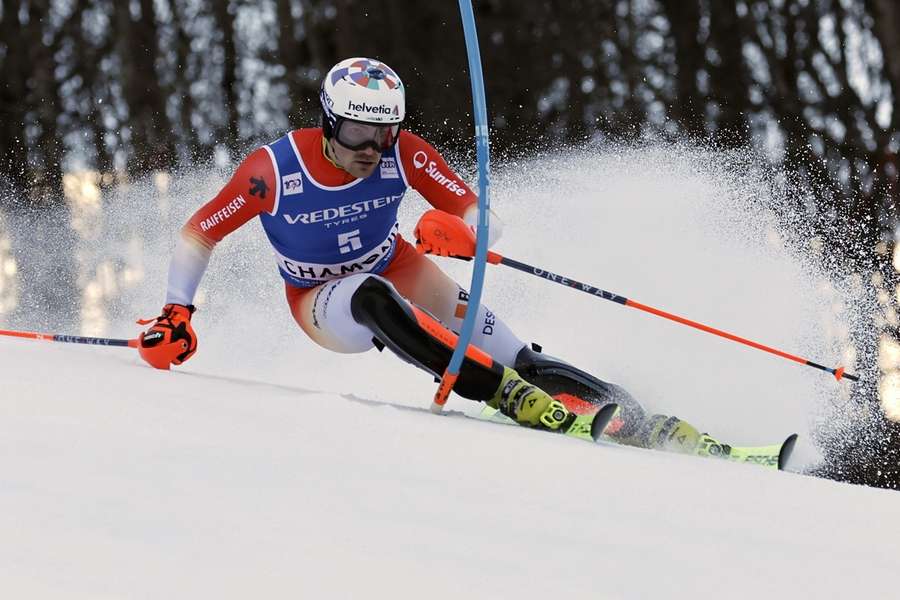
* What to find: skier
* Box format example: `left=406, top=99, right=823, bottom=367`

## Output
left=138, top=57, right=721, bottom=455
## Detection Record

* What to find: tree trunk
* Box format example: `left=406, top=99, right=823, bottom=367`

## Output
left=171, top=0, right=203, bottom=162
left=657, top=0, right=705, bottom=137
left=867, top=0, right=900, bottom=130
left=212, top=0, right=240, bottom=157
left=27, top=0, right=64, bottom=206
left=114, top=0, right=175, bottom=176
left=0, top=0, right=32, bottom=203
left=707, top=0, right=750, bottom=146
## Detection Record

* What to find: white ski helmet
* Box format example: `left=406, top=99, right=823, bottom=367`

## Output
left=320, top=57, right=405, bottom=148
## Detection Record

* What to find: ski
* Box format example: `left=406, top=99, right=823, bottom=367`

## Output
left=475, top=402, right=619, bottom=443
left=556, top=402, right=619, bottom=441
left=713, top=433, right=798, bottom=471
left=778, top=433, right=798, bottom=470
left=473, top=403, right=796, bottom=470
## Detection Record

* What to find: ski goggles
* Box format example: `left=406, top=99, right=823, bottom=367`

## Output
left=333, top=118, right=400, bottom=152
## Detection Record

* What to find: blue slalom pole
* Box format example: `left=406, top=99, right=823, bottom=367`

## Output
left=431, top=0, right=492, bottom=413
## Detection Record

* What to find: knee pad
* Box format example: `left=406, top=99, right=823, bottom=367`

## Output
left=513, top=344, right=645, bottom=437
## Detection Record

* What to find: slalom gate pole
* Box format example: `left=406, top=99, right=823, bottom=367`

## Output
left=0, top=328, right=138, bottom=348
left=431, top=0, right=492, bottom=414
left=477, top=251, right=859, bottom=383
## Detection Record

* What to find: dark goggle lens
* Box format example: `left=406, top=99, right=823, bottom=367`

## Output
left=335, top=120, right=399, bottom=151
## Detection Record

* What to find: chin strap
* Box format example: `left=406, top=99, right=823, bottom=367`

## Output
left=321, top=135, right=343, bottom=170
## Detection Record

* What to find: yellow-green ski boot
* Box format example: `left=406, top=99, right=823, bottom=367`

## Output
left=489, top=367, right=572, bottom=430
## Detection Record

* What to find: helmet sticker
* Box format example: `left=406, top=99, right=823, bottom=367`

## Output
left=331, top=59, right=402, bottom=91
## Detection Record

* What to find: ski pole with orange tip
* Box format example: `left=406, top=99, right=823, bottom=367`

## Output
left=414, top=209, right=859, bottom=383
left=0, top=328, right=138, bottom=348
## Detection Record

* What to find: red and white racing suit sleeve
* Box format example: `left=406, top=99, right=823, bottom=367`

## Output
left=165, top=148, right=275, bottom=305
left=397, top=131, right=503, bottom=247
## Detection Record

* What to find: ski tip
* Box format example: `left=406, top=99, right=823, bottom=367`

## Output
left=778, top=433, right=799, bottom=471
left=590, top=403, right=619, bottom=442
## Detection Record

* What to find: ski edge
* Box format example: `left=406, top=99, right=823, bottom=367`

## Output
left=590, top=402, right=619, bottom=442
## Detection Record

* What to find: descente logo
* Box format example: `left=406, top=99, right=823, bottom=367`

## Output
left=348, top=101, right=393, bottom=115
left=412, top=151, right=466, bottom=197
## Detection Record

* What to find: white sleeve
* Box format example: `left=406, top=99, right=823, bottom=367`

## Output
left=462, top=204, right=504, bottom=249
left=164, top=234, right=213, bottom=306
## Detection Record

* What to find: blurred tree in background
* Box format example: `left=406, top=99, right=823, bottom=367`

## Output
left=1, top=0, right=899, bottom=488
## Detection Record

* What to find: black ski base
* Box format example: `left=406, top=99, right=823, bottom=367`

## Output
left=590, top=403, right=619, bottom=442
left=777, top=433, right=798, bottom=471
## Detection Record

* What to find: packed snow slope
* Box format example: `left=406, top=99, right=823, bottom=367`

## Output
left=2, top=144, right=894, bottom=598
left=3, top=338, right=898, bottom=599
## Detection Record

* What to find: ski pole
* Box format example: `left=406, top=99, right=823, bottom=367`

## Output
left=480, top=251, right=859, bottom=382
left=0, top=328, right=138, bottom=348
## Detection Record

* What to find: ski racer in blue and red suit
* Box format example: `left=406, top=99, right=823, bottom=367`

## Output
left=138, top=57, right=714, bottom=453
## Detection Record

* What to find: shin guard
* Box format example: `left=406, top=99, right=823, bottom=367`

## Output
left=350, top=276, right=504, bottom=401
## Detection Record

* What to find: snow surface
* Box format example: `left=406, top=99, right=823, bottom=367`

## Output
left=2, top=144, right=897, bottom=599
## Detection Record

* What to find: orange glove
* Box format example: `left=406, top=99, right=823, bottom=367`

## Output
left=414, top=209, right=477, bottom=258
left=137, top=304, right=197, bottom=370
